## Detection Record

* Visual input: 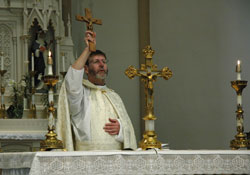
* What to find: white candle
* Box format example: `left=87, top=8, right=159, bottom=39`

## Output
left=62, top=53, right=65, bottom=72
left=236, top=60, right=241, bottom=80
left=48, top=65, right=53, bottom=75
left=31, top=53, right=34, bottom=71
left=1, top=53, right=4, bottom=70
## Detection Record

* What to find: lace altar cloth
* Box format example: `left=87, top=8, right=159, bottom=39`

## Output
left=0, top=131, right=46, bottom=140
left=27, top=150, right=250, bottom=175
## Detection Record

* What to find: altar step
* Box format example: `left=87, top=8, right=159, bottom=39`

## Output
left=0, top=119, right=48, bottom=152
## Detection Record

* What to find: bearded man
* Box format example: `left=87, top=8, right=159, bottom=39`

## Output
left=56, top=31, right=137, bottom=151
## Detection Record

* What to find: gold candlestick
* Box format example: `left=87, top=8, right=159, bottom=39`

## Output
left=40, top=75, right=64, bottom=151
left=0, top=70, right=7, bottom=119
left=230, top=80, right=250, bottom=149
left=125, top=45, right=173, bottom=150
left=29, top=71, right=36, bottom=118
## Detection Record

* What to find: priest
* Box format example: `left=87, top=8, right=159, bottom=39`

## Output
left=56, top=31, right=137, bottom=151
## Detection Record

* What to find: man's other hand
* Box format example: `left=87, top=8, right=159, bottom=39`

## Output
left=103, top=118, right=120, bottom=135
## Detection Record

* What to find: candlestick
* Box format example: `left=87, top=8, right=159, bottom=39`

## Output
left=231, top=80, right=250, bottom=149
left=31, top=53, right=34, bottom=71
left=48, top=89, right=54, bottom=103
left=0, top=70, right=7, bottom=119
left=236, top=60, right=241, bottom=80
left=41, top=75, right=63, bottom=151
left=62, top=53, right=65, bottom=72
left=29, top=72, right=36, bottom=119
left=237, top=95, right=242, bottom=106
left=1, top=52, right=4, bottom=70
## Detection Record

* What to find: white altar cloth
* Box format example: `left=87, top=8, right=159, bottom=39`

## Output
left=0, top=150, right=250, bottom=175
left=29, top=150, right=250, bottom=175
left=0, top=131, right=46, bottom=140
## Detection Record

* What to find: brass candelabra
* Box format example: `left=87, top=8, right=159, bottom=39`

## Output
left=231, top=80, right=250, bottom=149
left=0, top=70, right=7, bottom=119
left=125, top=45, right=173, bottom=150
left=40, top=75, right=63, bottom=151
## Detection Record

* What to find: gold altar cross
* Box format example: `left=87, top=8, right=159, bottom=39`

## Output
left=125, top=45, right=173, bottom=150
left=76, top=8, right=102, bottom=51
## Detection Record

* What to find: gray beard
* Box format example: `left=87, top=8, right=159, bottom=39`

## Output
left=88, top=69, right=108, bottom=80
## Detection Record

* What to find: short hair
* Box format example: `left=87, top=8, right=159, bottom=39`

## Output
left=85, top=50, right=107, bottom=66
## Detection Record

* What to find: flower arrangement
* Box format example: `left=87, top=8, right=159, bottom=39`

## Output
left=6, top=74, right=31, bottom=118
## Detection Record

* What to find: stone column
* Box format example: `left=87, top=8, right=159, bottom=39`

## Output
left=55, top=37, right=61, bottom=75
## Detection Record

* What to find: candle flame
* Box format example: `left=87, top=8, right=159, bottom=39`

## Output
left=237, top=60, right=241, bottom=65
left=49, top=50, right=52, bottom=57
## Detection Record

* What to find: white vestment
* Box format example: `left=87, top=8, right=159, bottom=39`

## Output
left=56, top=67, right=137, bottom=151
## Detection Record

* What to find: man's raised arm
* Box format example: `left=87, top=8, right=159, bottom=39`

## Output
left=72, top=30, right=96, bottom=69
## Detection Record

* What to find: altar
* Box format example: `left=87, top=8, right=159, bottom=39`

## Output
left=0, top=150, right=250, bottom=175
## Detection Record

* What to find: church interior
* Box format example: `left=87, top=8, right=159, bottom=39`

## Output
left=0, top=0, right=250, bottom=174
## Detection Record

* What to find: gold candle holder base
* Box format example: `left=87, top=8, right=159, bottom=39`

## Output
left=40, top=126, right=64, bottom=151
left=0, top=104, right=6, bottom=119
left=28, top=104, right=36, bottom=119
left=139, top=131, right=162, bottom=150
left=230, top=135, right=250, bottom=150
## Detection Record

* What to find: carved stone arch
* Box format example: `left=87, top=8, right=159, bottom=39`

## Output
left=0, top=23, right=14, bottom=81
left=49, top=13, right=59, bottom=36
left=27, top=8, right=45, bottom=31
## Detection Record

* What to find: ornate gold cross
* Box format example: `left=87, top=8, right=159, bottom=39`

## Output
left=125, top=45, right=173, bottom=150
left=76, top=8, right=102, bottom=51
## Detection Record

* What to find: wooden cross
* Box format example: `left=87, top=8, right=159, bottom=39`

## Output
left=76, top=8, right=102, bottom=52
left=125, top=45, right=173, bottom=149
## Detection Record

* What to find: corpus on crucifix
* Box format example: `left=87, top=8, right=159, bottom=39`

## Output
left=125, top=45, right=173, bottom=150
left=76, top=8, right=102, bottom=52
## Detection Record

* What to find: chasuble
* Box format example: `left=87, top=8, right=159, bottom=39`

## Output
left=56, top=67, right=137, bottom=151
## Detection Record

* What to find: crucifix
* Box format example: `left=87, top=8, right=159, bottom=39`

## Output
left=76, top=8, right=102, bottom=52
left=125, top=45, right=173, bottom=150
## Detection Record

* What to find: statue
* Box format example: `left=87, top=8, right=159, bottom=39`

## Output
left=31, top=29, right=47, bottom=89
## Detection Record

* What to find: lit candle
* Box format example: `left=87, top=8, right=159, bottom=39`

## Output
left=1, top=52, right=4, bottom=70
left=236, top=60, right=241, bottom=80
left=31, top=53, right=34, bottom=71
left=62, top=53, right=65, bottom=72
left=47, top=50, right=53, bottom=75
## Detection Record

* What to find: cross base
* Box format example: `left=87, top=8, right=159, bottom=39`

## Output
left=139, top=131, right=162, bottom=150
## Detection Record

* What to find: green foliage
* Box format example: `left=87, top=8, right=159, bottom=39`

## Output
left=7, top=74, right=32, bottom=119
left=7, top=83, right=24, bottom=118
